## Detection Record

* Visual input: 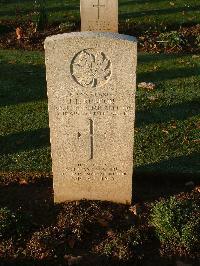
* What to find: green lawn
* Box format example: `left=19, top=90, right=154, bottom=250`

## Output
left=0, top=49, right=199, bottom=177
left=0, top=0, right=200, bottom=29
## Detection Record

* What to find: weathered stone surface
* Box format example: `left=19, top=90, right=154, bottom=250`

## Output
left=45, top=32, right=137, bottom=204
left=81, top=0, right=118, bottom=32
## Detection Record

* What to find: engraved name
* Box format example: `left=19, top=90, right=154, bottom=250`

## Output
left=54, top=92, right=134, bottom=117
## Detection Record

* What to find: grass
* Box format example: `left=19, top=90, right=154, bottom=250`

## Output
left=0, top=49, right=199, bottom=176
left=150, top=196, right=200, bottom=250
left=0, top=0, right=200, bottom=30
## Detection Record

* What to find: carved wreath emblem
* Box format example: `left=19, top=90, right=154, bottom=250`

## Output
left=71, top=49, right=112, bottom=88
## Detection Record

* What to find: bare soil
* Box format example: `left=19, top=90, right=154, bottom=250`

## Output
left=0, top=172, right=199, bottom=266
left=0, top=20, right=200, bottom=54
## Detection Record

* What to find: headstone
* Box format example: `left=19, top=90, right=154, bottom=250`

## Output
left=81, top=0, right=118, bottom=32
left=45, top=32, right=137, bottom=204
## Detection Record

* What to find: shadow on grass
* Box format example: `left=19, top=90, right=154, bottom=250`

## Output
left=120, top=0, right=166, bottom=5
left=136, top=99, right=200, bottom=127
left=0, top=256, right=174, bottom=266
left=0, top=0, right=31, bottom=4
left=119, top=5, right=200, bottom=20
left=0, top=3, right=79, bottom=19
left=0, top=173, right=54, bottom=226
left=138, top=53, right=186, bottom=64
left=0, top=63, right=46, bottom=107
left=134, top=152, right=200, bottom=201
left=137, top=152, right=200, bottom=176
left=137, top=65, right=200, bottom=82
left=0, top=128, right=50, bottom=155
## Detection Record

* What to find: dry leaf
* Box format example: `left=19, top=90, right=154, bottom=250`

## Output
left=19, top=179, right=28, bottom=185
left=192, top=139, right=200, bottom=143
left=40, top=253, right=46, bottom=260
left=171, top=125, right=177, bottom=129
left=107, top=230, right=115, bottom=237
left=64, top=255, right=82, bottom=266
left=129, top=204, right=140, bottom=216
left=195, top=186, right=200, bottom=193
left=138, top=82, right=156, bottom=90
left=102, top=212, right=113, bottom=221
left=162, top=129, right=169, bottom=134
left=147, top=96, right=157, bottom=101
left=8, top=60, right=16, bottom=64
left=67, top=237, right=76, bottom=248
left=16, top=140, right=24, bottom=145
left=97, top=218, right=109, bottom=227
left=16, top=27, right=23, bottom=40
left=192, top=55, right=200, bottom=59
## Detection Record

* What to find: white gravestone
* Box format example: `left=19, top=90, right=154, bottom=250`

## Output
left=45, top=32, right=137, bottom=204
left=81, top=0, right=118, bottom=32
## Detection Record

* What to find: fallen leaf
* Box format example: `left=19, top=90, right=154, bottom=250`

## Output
left=171, top=125, right=177, bottom=129
left=8, top=60, right=16, bottom=64
left=40, top=253, right=46, bottom=260
left=138, top=82, right=156, bottom=90
left=192, top=139, right=200, bottom=143
left=102, top=211, right=113, bottom=221
left=64, top=255, right=82, bottom=266
left=19, top=179, right=28, bottom=185
left=97, top=218, right=109, bottom=227
left=129, top=204, right=140, bottom=216
left=170, top=2, right=175, bottom=6
left=195, top=186, right=200, bottom=193
left=107, top=230, right=115, bottom=237
left=67, top=237, right=76, bottom=248
left=16, top=140, right=24, bottom=145
left=16, top=27, right=23, bottom=40
left=192, top=55, right=200, bottom=59
left=162, top=129, right=169, bottom=134
left=147, top=96, right=157, bottom=101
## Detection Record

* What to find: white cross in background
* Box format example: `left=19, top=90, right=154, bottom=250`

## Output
left=93, top=0, right=106, bottom=19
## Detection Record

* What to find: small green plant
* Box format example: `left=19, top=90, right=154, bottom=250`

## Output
left=181, top=216, right=200, bottom=250
left=101, top=227, right=146, bottom=261
left=14, top=209, right=33, bottom=237
left=35, top=0, right=48, bottom=31
left=0, top=207, right=32, bottom=238
left=0, top=207, right=13, bottom=237
left=59, top=21, right=76, bottom=32
left=158, top=31, right=187, bottom=48
left=27, top=227, right=70, bottom=259
left=195, top=35, right=200, bottom=47
left=150, top=196, right=200, bottom=250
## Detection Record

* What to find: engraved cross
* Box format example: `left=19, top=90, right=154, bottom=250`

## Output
left=93, top=0, right=105, bottom=20
left=89, top=119, right=94, bottom=160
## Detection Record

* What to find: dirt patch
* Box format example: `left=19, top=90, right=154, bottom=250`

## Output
left=0, top=20, right=200, bottom=54
left=0, top=172, right=199, bottom=266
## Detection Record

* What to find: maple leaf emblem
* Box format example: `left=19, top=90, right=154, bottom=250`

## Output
left=71, top=49, right=112, bottom=88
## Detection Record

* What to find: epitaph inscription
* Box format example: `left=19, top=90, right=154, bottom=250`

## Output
left=81, top=0, right=118, bottom=32
left=62, top=163, right=127, bottom=181
left=45, top=32, right=137, bottom=204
